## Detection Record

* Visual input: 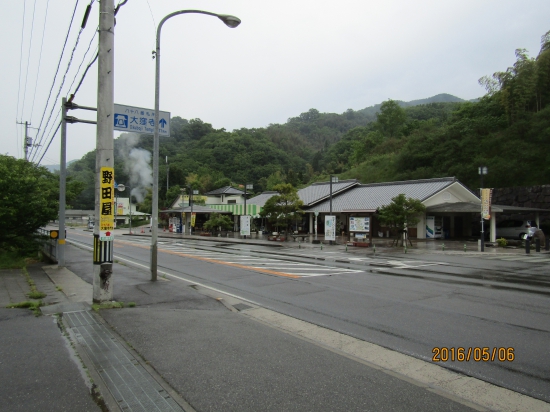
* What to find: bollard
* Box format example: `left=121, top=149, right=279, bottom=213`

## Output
left=404, top=245, right=407, bottom=254
left=525, top=238, right=530, bottom=254
left=346, top=244, right=348, bottom=252
left=536, top=238, right=540, bottom=252
left=299, top=241, right=301, bottom=249
left=321, top=243, right=323, bottom=251
left=442, top=243, right=445, bottom=251
left=464, top=244, right=467, bottom=252
left=373, top=244, right=376, bottom=255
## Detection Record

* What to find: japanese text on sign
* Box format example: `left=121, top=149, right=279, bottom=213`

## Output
left=349, top=216, right=370, bottom=232
left=325, top=216, right=336, bottom=241
left=99, top=167, right=115, bottom=239
left=113, top=104, right=171, bottom=136
left=481, top=188, right=492, bottom=220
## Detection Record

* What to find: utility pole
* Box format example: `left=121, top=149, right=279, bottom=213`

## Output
left=93, top=0, right=115, bottom=302
left=16, top=121, right=31, bottom=160
left=166, top=156, right=169, bottom=194
left=58, top=98, right=68, bottom=267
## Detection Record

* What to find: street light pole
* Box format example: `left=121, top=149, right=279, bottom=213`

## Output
left=151, top=10, right=241, bottom=281
left=479, top=166, right=488, bottom=252
left=129, top=191, right=133, bottom=234
left=189, top=187, right=198, bottom=236
left=329, top=175, right=338, bottom=245
left=243, top=183, right=252, bottom=239
left=117, top=184, right=133, bottom=234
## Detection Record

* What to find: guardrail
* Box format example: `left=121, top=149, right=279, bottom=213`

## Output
left=37, top=228, right=58, bottom=263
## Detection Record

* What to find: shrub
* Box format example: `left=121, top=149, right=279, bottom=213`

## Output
left=496, top=238, right=508, bottom=247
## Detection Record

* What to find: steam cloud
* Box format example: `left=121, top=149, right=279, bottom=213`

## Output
left=117, top=133, right=153, bottom=203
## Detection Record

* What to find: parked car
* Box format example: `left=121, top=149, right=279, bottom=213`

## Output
left=495, top=220, right=537, bottom=239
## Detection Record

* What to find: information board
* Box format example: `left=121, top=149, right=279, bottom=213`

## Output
left=325, top=215, right=336, bottom=241
left=349, top=216, right=370, bottom=232
left=240, top=215, right=251, bottom=236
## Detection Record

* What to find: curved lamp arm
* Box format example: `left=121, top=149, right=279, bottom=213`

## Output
left=151, top=10, right=241, bottom=281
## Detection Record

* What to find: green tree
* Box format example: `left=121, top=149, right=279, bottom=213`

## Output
left=377, top=194, right=426, bottom=242
left=266, top=171, right=285, bottom=190
left=165, top=185, right=182, bottom=207
left=0, top=155, right=76, bottom=253
left=261, top=184, right=304, bottom=238
left=203, top=213, right=233, bottom=232
left=377, top=99, right=407, bottom=138
left=137, top=189, right=153, bottom=214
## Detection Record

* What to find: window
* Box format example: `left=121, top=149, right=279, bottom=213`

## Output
left=228, top=200, right=236, bottom=204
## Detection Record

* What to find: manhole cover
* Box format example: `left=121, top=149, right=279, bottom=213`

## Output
left=233, top=303, right=253, bottom=312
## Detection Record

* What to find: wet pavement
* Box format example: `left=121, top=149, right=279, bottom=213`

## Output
left=2, top=227, right=550, bottom=411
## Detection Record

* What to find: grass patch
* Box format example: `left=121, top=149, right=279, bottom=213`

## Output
left=28, top=291, right=47, bottom=299
left=56, top=285, right=63, bottom=292
left=22, top=267, right=47, bottom=301
left=6, top=300, right=43, bottom=316
left=127, top=302, right=136, bottom=307
left=92, top=301, right=125, bottom=311
left=0, top=250, right=38, bottom=269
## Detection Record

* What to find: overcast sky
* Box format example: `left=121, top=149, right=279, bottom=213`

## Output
left=2, top=0, right=549, bottom=165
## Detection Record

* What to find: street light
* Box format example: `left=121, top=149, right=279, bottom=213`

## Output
left=243, top=183, right=253, bottom=239
left=151, top=10, right=241, bottom=281
left=189, top=187, right=199, bottom=236
left=116, top=184, right=133, bottom=235
left=479, top=166, right=488, bottom=252
left=329, top=175, right=338, bottom=245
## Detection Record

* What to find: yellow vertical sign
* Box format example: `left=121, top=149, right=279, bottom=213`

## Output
left=191, top=212, right=196, bottom=227
left=481, top=188, right=492, bottom=220
left=99, top=167, right=115, bottom=240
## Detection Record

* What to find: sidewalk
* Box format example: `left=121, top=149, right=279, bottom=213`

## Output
left=2, top=239, right=549, bottom=411
left=0, top=264, right=100, bottom=411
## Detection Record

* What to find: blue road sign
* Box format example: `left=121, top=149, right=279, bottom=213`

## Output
left=114, top=104, right=171, bottom=136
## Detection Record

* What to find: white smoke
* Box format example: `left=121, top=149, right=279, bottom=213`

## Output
left=117, top=133, right=153, bottom=203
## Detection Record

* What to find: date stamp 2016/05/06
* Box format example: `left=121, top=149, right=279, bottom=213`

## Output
left=432, top=347, right=515, bottom=362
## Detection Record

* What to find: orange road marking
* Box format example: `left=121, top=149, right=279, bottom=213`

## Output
left=111, top=239, right=300, bottom=279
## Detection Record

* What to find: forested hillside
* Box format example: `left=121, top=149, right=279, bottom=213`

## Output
left=66, top=30, right=550, bottom=211
left=341, top=30, right=550, bottom=189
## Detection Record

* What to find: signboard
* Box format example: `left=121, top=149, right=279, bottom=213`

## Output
left=349, top=216, right=370, bottom=232
left=99, top=167, right=115, bottom=241
left=114, top=103, right=170, bottom=136
left=325, top=215, right=336, bottom=241
left=240, top=215, right=251, bottom=236
left=481, top=188, right=492, bottom=220
left=117, top=201, right=124, bottom=216
left=191, top=213, right=196, bottom=228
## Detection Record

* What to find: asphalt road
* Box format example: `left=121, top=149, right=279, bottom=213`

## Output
left=67, top=229, right=550, bottom=403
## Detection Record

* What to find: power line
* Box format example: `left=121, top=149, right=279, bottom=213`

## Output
left=32, top=0, right=98, bottom=163
left=37, top=44, right=98, bottom=165
left=37, top=121, right=61, bottom=165
left=29, top=0, right=51, bottom=122
left=34, top=0, right=102, bottom=163
left=69, top=49, right=98, bottom=102
left=65, top=29, right=98, bottom=99
left=20, top=0, right=38, bottom=121
left=30, top=0, right=80, bottom=161
left=15, top=0, right=28, bottom=158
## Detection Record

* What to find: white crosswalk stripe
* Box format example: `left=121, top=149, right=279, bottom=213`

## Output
left=153, top=243, right=364, bottom=277
left=482, top=255, right=550, bottom=262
